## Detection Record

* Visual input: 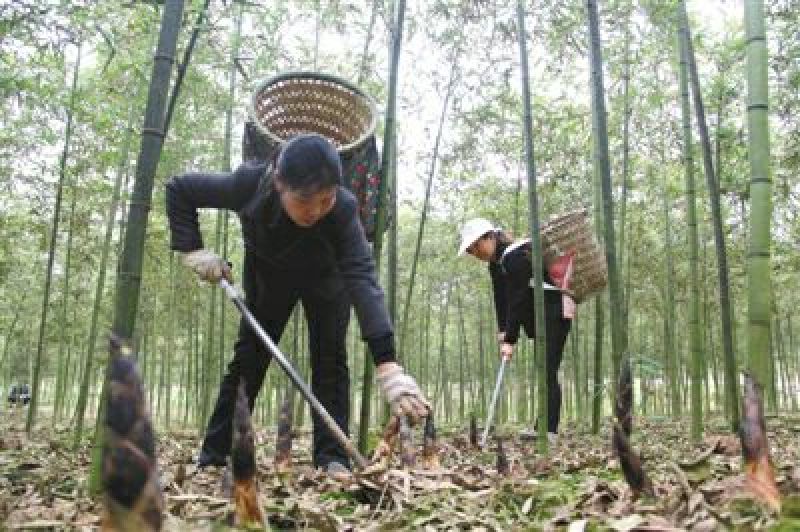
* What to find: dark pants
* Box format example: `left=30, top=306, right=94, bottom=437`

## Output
left=544, top=313, right=572, bottom=433
left=201, top=270, right=352, bottom=468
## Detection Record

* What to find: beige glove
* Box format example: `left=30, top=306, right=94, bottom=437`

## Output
left=181, top=249, right=231, bottom=283
left=376, top=363, right=430, bottom=424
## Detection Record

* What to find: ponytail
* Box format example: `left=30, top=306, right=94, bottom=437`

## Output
left=492, top=229, right=513, bottom=246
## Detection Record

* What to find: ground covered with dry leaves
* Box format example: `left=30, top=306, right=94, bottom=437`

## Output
left=1, top=408, right=799, bottom=531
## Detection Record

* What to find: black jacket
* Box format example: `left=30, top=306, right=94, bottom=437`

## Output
left=489, top=239, right=562, bottom=344
left=165, top=160, right=395, bottom=364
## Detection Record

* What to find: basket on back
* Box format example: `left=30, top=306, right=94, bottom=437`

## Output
left=243, top=71, right=384, bottom=240
left=540, top=209, right=607, bottom=303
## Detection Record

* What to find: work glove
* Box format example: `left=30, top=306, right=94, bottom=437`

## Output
left=376, top=363, right=430, bottom=424
left=181, top=249, right=231, bottom=283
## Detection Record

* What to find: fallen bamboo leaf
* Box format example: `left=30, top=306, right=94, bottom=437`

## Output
left=607, top=513, right=644, bottom=532
left=739, top=373, right=781, bottom=513
left=567, top=518, right=588, bottom=532
left=521, top=495, right=534, bottom=515
left=713, top=434, right=741, bottom=456
left=8, top=520, right=67, bottom=529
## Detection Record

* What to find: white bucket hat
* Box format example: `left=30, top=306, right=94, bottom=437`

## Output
left=457, top=218, right=495, bottom=256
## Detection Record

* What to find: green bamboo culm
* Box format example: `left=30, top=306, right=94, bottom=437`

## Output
left=358, top=0, right=406, bottom=454
left=677, top=0, right=739, bottom=430
left=743, top=0, right=773, bottom=404
left=53, top=189, right=77, bottom=423
left=677, top=27, right=704, bottom=441
left=72, top=106, right=135, bottom=450
left=586, top=0, right=625, bottom=392
left=26, top=44, right=81, bottom=433
left=515, top=0, right=549, bottom=453
left=90, top=0, right=186, bottom=495
left=111, top=0, right=184, bottom=340
left=398, top=59, right=458, bottom=355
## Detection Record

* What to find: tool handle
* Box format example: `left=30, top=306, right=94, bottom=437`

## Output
left=480, top=356, right=509, bottom=448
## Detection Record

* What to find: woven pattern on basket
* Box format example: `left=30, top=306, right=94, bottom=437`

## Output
left=540, top=209, right=608, bottom=303
left=251, top=73, right=376, bottom=153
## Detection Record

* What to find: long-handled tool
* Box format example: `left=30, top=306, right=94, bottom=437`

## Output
left=480, top=355, right=510, bottom=448
left=220, top=278, right=369, bottom=469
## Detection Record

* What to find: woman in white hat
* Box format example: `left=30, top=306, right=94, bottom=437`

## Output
left=458, top=218, right=574, bottom=438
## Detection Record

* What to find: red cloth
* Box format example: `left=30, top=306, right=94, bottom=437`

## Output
left=547, top=252, right=576, bottom=319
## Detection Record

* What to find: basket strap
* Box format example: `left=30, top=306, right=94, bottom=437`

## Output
left=500, top=238, right=531, bottom=262
left=529, top=279, right=561, bottom=291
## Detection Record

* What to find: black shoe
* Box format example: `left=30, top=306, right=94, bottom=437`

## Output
left=197, top=449, right=227, bottom=468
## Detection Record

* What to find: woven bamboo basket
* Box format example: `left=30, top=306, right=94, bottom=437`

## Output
left=540, top=208, right=607, bottom=303
left=249, top=71, right=378, bottom=154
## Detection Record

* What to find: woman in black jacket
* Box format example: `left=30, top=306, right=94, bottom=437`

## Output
left=458, top=218, right=573, bottom=439
left=166, top=134, right=428, bottom=474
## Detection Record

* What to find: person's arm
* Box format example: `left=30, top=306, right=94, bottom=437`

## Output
left=502, top=251, right=534, bottom=345
left=165, top=161, right=265, bottom=252
left=489, top=262, right=507, bottom=338
left=332, top=190, right=429, bottom=421
left=331, top=190, right=395, bottom=365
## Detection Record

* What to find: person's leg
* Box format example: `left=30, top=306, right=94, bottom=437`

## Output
left=545, top=314, right=572, bottom=434
left=200, top=275, right=297, bottom=465
left=302, top=280, right=352, bottom=469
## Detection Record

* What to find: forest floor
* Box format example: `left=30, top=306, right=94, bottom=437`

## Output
left=1, top=409, right=799, bottom=531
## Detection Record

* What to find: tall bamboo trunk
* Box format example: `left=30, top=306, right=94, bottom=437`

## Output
left=743, top=0, right=773, bottom=405
left=54, top=191, right=77, bottom=423
left=73, top=108, right=134, bottom=448
left=398, top=59, right=458, bottom=353
left=587, top=0, right=624, bottom=392
left=92, top=0, right=185, bottom=495
left=677, top=0, right=739, bottom=430
left=26, top=46, right=81, bottom=432
left=358, top=0, right=406, bottom=453
left=517, top=0, right=549, bottom=452
left=676, top=29, right=705, bottom=440
left=456, top=286, right=466, bottom=421
left=618, top=2, right=632, bottom=355
left=661, top=164, right=679, bottom=418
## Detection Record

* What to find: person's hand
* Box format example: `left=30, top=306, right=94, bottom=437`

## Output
left=181, top=249, right=232, bottom=283
left=497, top=331, right=505, bottom=343
left=376, top=362, right=430, bottom=424
left=500, top=342, right=514, bottom=360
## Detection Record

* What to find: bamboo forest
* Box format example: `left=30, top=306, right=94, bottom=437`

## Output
left=2, top=0, right=800, bottom=530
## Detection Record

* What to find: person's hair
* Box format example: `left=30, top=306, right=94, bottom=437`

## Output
left=490, top=229, right=513, bottom=246
left=275, top=133, right=342, bottom=193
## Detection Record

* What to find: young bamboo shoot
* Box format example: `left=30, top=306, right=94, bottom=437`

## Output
left=739, top=373, right=781, bottom=513
left=231, top=380, right=265, bottom=527
left=102, top=337, right=163, bottom=532
left=274, top=393, right=294, bottom=474
left=421, top=414, right=440, bottom=469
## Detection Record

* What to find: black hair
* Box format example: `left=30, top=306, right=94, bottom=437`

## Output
left=492, top=229, right=513, bottom=246
left=275, top=133, right=342, bottom=193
